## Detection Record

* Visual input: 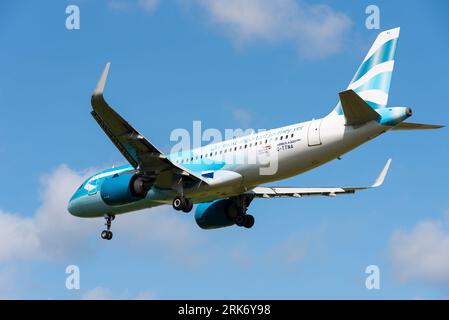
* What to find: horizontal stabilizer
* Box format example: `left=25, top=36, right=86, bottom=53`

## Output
left=391, top=122, right=444, bottom=130
left=339, top=90, right=380, bottom=126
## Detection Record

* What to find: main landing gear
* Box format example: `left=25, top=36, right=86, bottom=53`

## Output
left=235, top=213, right=255, bottom=229
left=227, top=195, right=255, bottom=229
left=101, top=214, right=115, bottom=240
left=172, top=196, right=193, bottom=213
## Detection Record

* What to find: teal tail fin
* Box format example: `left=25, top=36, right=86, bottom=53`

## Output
left=330, top=27, right=400, bottom=116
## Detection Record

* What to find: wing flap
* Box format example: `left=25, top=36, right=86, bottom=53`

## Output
left=251, top=186, right=351, bottom=198
left=249, top=159, right=391, bottom=198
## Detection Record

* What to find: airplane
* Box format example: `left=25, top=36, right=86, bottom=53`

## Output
left=68, top=27, right=443, bottom=240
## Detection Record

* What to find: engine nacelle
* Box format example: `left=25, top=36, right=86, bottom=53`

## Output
left=194, top=199, right=237, bottom=229
left=100, top=173, right=152, bottom=206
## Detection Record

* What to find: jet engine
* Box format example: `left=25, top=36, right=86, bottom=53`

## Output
left=194, top=199, right=238, bottom=229
left=100, top=173, right=153, bottom=206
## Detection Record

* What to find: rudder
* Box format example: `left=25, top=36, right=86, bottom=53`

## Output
left=331, top=27, right=400, bottom=115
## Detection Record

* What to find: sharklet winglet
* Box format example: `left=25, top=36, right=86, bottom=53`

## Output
left=372, top=159, right=392, bottom=187
left=93, top=62, right=110, bottom=98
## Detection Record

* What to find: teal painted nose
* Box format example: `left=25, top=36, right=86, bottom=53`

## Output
left=67, top=199, right=81, bottom=217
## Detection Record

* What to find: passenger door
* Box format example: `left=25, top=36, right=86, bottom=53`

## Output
left=307, top=119, right=322, bottom=146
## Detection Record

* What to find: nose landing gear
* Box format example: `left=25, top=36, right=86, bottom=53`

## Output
left=101, top=214, right=115, bottom=240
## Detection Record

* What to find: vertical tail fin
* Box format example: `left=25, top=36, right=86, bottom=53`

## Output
left=331, top=27, right=400, bottom=116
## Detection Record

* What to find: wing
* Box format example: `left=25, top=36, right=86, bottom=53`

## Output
left=90, top=63, right=209, bottom=186
left=248, top=159, right=391, bottom=198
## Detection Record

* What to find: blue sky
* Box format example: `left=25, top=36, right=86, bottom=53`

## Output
left=0, top=0, right=448, bottom=299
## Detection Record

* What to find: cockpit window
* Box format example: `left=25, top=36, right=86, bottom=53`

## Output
left=77, top=183, right=84, bottom=191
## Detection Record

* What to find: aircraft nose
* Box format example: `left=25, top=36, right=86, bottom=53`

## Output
left=67, top=199, right=82, bottom=217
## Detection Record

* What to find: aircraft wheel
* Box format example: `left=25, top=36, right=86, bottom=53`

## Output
left=172, top=196, right=186, bottom=211
left=182, top=198, right=193, bottom=213
left=243, top=215, right=255, bottom=229
left=235, top=214, right=246, bottom=227
left=101, top=230, right=113, bottom=240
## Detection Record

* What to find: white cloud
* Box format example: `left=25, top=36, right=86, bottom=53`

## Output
left=193, top=0, right=352, bottom=58
left=0, top=267, right=16, bottom=298
left=0, top=211, right=40, bottom=261
left=273, top=235, right=308, bottom=265
left=82, top=287, right=112, bottom=300
left=138, top=0, right=159, bottom=13
left=0, top=165, right=202, bottom=264
left=82, top=286, right=157, bottom=300
left=107, top=0, right=159, bottom=13
left=266, top=226, right=326, bottom=268
left=0, top=165, right=94, bottom=262
left=107, top=0, right=131, bottom=12
left=117, top=208, right=205, bottom=266
left=225, top=225, right=326, bottom=271
left=231, top=108, right=253, bottom=128
left=229, top=245, right=253, bottom=269
left=135, top=290, right=158, bottom=300
left=389, top=213, right=449, bottom=284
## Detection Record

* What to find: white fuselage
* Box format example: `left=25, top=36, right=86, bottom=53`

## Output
left=75, top=112, right=389, bottom=217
